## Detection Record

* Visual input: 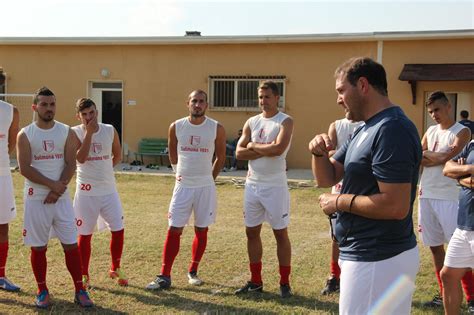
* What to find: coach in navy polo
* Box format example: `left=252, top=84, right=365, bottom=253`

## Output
left=309, top=57, right=422, bottom=315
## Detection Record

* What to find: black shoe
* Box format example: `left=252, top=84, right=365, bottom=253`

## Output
left=235, top=281, right=263, bottom=294
left=321, top=276, right=339, bottom=295
left=468, top=300, right=474, bottom=314
left=280, top=283, right=293, bottom=298
left=146, top=275, right=171, bottom=290
left=423, top=294, right=443, bottom=308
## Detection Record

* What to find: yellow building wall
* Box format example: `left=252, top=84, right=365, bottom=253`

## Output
left=0, top=37, right=472, bottom=168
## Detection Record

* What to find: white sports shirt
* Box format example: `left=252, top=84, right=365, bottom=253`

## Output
left=175, top=116, right=217, bottom=188
left=246, top=111, right=291, bottom=187
left=331, top=118, right=364, bottom=194
left=72, top=123, right=117, bottom=196
left=22, top=121, right=70, bottom=200
left=420, top=122, right=468, bottom=200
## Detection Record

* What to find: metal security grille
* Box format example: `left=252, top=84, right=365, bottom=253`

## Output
left=0, top=94, right=35, bottom=127
left=209, top=76, right=286, bottom=110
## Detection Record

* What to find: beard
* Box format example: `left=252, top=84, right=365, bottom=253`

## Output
left=37, top=111, right=54, bottom=122
left=191, top=111, right=205, bottom=118
left=345, top=94, right=365, bottom=122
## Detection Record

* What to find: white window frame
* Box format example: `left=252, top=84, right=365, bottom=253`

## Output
left=209, top=76, right=286, bottom=111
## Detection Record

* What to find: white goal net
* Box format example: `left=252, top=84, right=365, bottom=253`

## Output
left=0, top=93, right=35, bottom=128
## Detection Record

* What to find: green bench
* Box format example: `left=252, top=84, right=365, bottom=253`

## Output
left=134, top=138, right=169, bottom=166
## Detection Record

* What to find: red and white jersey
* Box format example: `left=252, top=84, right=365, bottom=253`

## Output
left=420, top=122, right=468, bottom=200
left=22, top=121, right=70, bottom=200
left=0, top=101, right=13, bottom=176
left=175, top=116, right=217, bottom=188
left=246, top=111, right=291, bottom=187
left=331, top=118, right=364, bottom=194
left=72, top=123, right=116, bottom=196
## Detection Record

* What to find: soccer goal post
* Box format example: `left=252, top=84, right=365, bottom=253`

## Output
left=0, top=93, right=35, bottom=128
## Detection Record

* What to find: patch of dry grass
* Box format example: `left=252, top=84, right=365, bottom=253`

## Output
left=0, top=172, right=454, bottom=314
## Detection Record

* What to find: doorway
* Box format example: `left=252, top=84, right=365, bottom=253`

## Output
left=89, top=82, right=123, bottom=142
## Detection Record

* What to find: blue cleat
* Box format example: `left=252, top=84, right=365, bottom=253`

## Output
left=0, top=277, right=20, bottom=292
left=35, top=290, right=50, bottom=309
left=75, top=289, right=94, bottom=307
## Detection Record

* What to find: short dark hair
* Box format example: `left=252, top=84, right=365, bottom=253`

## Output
left=335, top=57, right=388, bottom=96
left=426, top=91, right=449, bottom=107
left=189, top=89, right=208, bottom=102
left=75, top=98, right=96, bottom=113
left=33, top=87, right=55, bottom=104
left=460, top=110, right=469, bottom=119
left=258, top=81, right=280, bottom=96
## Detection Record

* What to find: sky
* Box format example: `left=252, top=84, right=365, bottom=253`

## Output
left=1, top=0, right=473, bottom=37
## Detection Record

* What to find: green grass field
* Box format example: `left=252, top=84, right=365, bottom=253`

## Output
left=0, top=172, right=456, bottom=314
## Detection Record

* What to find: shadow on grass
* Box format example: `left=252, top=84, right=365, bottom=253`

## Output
left=0, top=295, right=127, bottom=314
left=411, top=300, right=451, bottom=314
left=92, top=283, right=338, bottom=314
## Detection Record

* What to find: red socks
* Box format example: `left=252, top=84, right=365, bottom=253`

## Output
left=435, top=269, right=443, bottom=295
left=110, top=229, right=124, bottom=271
left=0, top=241, right=8, bottom=278
left=31, top=248, right=48, bottom=293
left=78, top=234, right=92, bottom=276
left=188, top=228, right=208, bottom=273
left=161, top=229, right=182, bottom=277
left=279, top=265, right=291, bottom=285
left=64, top=247, right=84, bottom=293
left=330, top=259, right=340, bottom=279
left=462, top=270, right=474, bottom=302
left=250, top=261, right=262, bottom=284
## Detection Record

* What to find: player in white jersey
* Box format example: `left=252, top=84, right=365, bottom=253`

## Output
left=16, top=87, right=93, bottom=309
left=0, top=100, right=20, bottom=292
left=321, top=117, right=363, bottom=295
left=146, top=89, right=226, bottom=290
left=72, top=98, right=127, bottom=289
left=234, top=81, right=294, bottom=298
left=418, top=91, right=473, bottom=309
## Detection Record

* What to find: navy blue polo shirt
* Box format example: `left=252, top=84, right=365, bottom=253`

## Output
left=454, top=141, right=474, bottom=231
left=333, top=106, right=421, bottom=262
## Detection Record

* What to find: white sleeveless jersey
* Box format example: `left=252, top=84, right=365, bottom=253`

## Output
left=72, top=123, right=116, bottom=196
left=246, top=111, right=291, bottom=187
left=420, top=122, right=468, bottom=200
left=22, top=121, right=70, bottom=200
left=331, top=118, right=364, bottom=193
left=175, top=116, right=217, bottom=187
left=0, top=101, right=13, bottom=176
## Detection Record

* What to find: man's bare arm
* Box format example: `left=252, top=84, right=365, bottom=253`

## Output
left=168, top=123, right=178, bottom=165
left=212, top=124, right=226, bottom=179
left=319, top=181, right=412, bottom=220
left=443, top=159, right=473, bottom=179
left=247, top=117, right=293, bottom=157
left=8, top=107, right=19, bottom=154
left=236, top=120, right=262, bottom=161
left=422, top=128, right=471, bottom=166
left=111, top=128, right=122, bottom=167
left=17, top=131, right=67, bottom=195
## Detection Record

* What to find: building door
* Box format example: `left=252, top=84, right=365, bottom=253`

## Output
left=89, top=82, right=123, bottom=142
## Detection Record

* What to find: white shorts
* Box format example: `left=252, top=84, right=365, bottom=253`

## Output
left=23, top=198, right=77, bottom=246
left=339, top=246, right=419, bottom=315
left=418, top=198, right=458, bottom=246
left=73, top=192, right=124, bottom=235
left=244, top=184, right=290, bottom=230
left=0, top=175, right=16, bottom=224
left=444, top=228, right=474, bottom=269
left=168, top=184, right=216, bottom=228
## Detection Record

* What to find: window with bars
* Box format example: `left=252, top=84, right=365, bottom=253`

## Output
left=209, top=76, right=286, bottom=110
